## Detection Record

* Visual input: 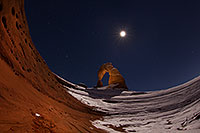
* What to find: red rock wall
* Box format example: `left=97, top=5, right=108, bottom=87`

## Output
left=0, top=0, right=104, bottom=132
left=0, top=0, right=62, bottom=102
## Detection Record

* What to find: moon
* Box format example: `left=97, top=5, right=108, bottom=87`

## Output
left=120, top=31, right=126, bottom=37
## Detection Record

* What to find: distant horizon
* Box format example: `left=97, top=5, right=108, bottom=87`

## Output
left=54, top=69, right=200, bottom=92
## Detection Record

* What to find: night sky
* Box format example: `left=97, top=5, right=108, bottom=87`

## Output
left=25, top=0, right=200, bottom=91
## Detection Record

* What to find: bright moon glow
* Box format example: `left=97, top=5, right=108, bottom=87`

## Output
left=120, top=31, right=126, bottom=37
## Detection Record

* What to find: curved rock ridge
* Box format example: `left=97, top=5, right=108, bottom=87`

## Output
left=97, top=62, right=128, bottom=90
left=65, top=75, right=200, bottom=133
left=0, top=0, right=104, bottom=132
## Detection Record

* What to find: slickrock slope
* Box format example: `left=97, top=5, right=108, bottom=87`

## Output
left=0, top=0, right=104, bottom=132
left=66, top=76, right=200, bottom=133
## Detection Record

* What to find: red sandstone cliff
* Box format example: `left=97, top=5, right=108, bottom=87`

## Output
left=0, top=0, right=104, bottom=132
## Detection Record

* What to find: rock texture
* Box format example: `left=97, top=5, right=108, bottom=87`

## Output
left=97, top=62, right=128, bottom=89
left=67, top=75, right=200, bottom=132
left=0, top=0, right=104, bottom=132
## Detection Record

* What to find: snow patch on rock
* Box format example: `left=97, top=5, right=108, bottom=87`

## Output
left=57, top=75, right=200, bottom=133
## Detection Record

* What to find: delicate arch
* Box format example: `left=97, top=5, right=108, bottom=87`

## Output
left=97, top=62, right=128, bottom=89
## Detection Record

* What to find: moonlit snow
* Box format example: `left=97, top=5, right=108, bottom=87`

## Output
left=35, top=113, right=40, bottom=117
left=56, top=75, right=200, bottom=133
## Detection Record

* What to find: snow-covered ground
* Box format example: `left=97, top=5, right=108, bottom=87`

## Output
left=56, top=75, right=200, bottom=133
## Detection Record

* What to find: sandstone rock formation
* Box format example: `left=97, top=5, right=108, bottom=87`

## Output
left=0, top=0, right=104, bottom=132
left=97, top=62, right=128, bottom=89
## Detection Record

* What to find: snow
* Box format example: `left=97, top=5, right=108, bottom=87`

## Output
left=35, top=113, right=40, bottom=117
left=56, top=75, right=200, bottom=133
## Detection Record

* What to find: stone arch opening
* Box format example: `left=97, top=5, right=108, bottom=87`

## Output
left=102, top=72, right=109, bottom=86
left=97, top=62, right=128, bottom=89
